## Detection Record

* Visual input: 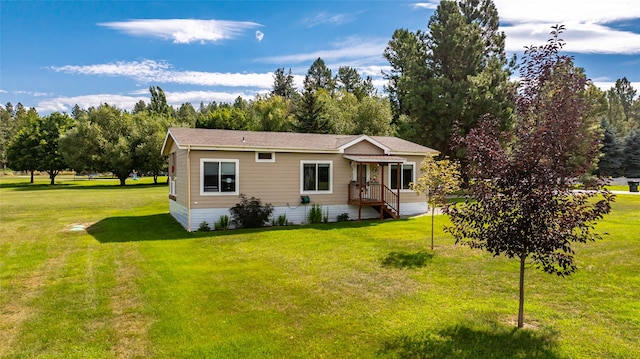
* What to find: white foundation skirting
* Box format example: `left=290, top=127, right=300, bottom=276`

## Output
left=169, top=200, right=428, bottom=232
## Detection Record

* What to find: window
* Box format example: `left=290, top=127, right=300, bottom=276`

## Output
left=255, top=152, right=275, bottom=162
left=301, top=161, right=332, bottom=193
left=390, top=163, right=414, bottom=190
left=201, top=159, right=239, bottom=195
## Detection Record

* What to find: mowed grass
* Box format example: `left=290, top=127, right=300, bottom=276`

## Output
left=1, top=176, right=639, bottom=358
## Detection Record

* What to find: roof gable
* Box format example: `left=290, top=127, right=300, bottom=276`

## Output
left=338, top=135, right=390, bottom=155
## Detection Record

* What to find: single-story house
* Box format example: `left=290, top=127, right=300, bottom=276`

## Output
left=161, top=128, right=438, bottom=231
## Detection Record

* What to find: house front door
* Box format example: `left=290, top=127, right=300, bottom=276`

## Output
left=355, top=164, right=369, bottom=187
left=354, top=164, right=381, bottom=199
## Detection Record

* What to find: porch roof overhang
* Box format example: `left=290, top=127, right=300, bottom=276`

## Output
left=343, top=154, right=406, bottom=164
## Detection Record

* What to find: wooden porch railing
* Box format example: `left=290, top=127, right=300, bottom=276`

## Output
left=382, top=184, right=399, bottom=215
left=348, top=182, right=399, bottom=217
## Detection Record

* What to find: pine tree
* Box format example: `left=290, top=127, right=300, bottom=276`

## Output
left=295, top=82, right=331, bottom=134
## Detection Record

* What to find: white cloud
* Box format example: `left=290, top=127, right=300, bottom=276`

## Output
left=494, top=0, right=640, bottom=24
left=301, top=11, right=355, bottom=28
left=493, top=0, right=640, bottom=54
left=255, top=30, right=264, bottom=42
left=593, top=81, right=640, bottom=92
left=3, top=90, right=53, bottom=97
left=51, top=60, right=171, bottom=78
left=412, top=2, right=439, bottom=10
left=415, top=1, right=640, bottom=54
left=35, top=89, right=264, bottom=114
left=165, top=90, right=263, bottom=107
left=261, top=36, right=387, bottom=64
left=50, top=60, right=274, bottom=88
left=503, top=22, right=640, bottom=54
left=36, top=94, right=148, bottom=113
left=98, top=19, right=262, bottom=44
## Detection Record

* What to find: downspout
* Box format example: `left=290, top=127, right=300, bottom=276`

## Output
left=187, top=145, right=192, bottom=231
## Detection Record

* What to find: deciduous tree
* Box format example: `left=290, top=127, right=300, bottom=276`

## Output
left=410, top=155, right=461, bottom=249
left=444, top=26, right=614, bottom=328
left=61, top=104, right=138, bottom=186
left=6, top=109, right=42, bottom=183
left=6, top=111, right=73, bottom=184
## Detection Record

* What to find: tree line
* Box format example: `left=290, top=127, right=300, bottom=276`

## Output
left=0, top=60, right=395, bottom=185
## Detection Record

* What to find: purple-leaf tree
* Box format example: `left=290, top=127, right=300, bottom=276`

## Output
left=444, top=25, right=615, bottom=328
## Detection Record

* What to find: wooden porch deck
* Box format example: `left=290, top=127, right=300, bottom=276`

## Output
left=348, top=182, right=400, bottom=220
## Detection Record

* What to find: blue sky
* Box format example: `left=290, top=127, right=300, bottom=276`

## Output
left=1, top=0, right=639, bottom=114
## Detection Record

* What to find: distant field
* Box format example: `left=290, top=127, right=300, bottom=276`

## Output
left=1, top=176, right=639, bottom=358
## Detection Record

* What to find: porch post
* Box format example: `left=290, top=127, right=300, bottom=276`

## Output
left=381, top=163, right=385, bottom=203
left=396, top=161, right=401, bottom=217
left=358, top=162, right=363, bottom=221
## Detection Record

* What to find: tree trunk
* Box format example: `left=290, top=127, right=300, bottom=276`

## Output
left=30, top=170, right=34, bottom=184
left=431, top=205, right=435, bottom=250
left=518, top=254, right=526, bottom=328
left=118, top=175, right=127, bottom=186
left=49, top=171, right=56, bottom=185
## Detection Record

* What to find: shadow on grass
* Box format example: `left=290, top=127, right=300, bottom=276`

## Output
left=88, top=213, right=403, bottom=243
left=88, top=214, right=192, bottom=243
left=380, top=324, right=560, bottom=359
left=380, top=250, right=433, bottom=269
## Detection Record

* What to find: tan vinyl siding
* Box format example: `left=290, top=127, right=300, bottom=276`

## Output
left=343, top=140, right=385, bottom=155
left=188, top=150, right=356, bottom=209
left=174, top=148, right=189, bottom=208
left=184, top=150, right=426, bottom=209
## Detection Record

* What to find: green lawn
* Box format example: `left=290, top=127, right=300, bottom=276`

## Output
left=1, top=175, right=639, bottom=358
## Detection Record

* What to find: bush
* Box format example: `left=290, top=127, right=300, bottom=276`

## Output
left=337, top=213, right=350, bottom=222
left=308, top=203, right=323, bottom=224
left=214, top=215, right=229, bottom=231
left=198, top=221, right=211, bottom=232
left=229, top=194, right=274, bottom=229
left=273, top=213, right=288, bottom=226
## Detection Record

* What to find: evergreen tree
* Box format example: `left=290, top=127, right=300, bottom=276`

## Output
left=133, top=100, right=147, bottom=114
left=624, top=130, right=640, bottom=177
left=295, top=82, right=331, bottom=133
left=304, top=58, right=334, bottom=93
left=598, top=120, right=625, bottom=177
left=335, top=66, right=376, bottom=100
left=271, top=68, right=297, bottom=100
left=383, top=28, right=428, bottom=123
left=176, top=102, right=197, bottom=127
left=383, top=0, right=514, bottom=158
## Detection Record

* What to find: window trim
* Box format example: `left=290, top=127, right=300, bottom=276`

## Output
left=200, top=158, right=239, bottom=196
left=255, top=151, right=276, bottom=162
left=389, top=162, right=416, bottom=191
left=300, top=160, right=333, bottom=194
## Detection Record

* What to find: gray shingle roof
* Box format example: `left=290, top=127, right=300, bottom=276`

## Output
left=164, top=128, right=437, bottom=155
